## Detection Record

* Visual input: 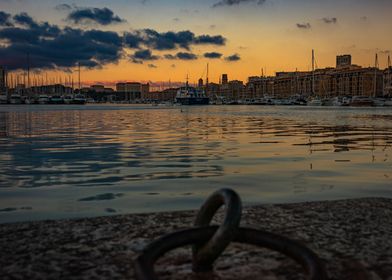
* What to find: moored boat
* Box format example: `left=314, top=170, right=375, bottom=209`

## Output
left=10, top=94, right=22, bottom=104
left=38, top=95, right=50, bottom=104
left=71, top=94, right=87, bottom=105
left=349, top=96, right=374, bottom=107
left=0, top=93, right=7, bottom=104
left=49, top=95, right=65, bottom=104
left=175, top=81, right=209, bottom=105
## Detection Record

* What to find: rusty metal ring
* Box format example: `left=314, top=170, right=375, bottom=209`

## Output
left=192, top=188, right=242, bottom=272
left=134, top=226, right=327, bottom=280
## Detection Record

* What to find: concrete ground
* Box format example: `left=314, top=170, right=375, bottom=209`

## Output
left=1, top=197, right=391, bottom=280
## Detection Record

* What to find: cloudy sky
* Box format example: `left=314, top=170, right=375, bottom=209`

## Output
left=0, top=0, right=391, bottom=85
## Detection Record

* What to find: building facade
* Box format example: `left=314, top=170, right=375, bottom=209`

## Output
left=0, top=67, right=6, bottom=91
left=116, top=82, right=150, bottom=101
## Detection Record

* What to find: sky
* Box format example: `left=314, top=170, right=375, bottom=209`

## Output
left=0, top=0, right=391, bottom=86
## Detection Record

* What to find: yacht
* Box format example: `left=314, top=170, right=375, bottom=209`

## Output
left=10, top=94, right=22, bottom=104
left=384, top=99, right=392, bottom=106
left=72, top=94, right=87, bottom=105
left=0, top=93, right=7, bottom=104
left=49, top=95, right=64, bottom=104
left=307, top=97, right=323, bottom=106
left=63, top=95, right=73, bottom=104
left=350, top=96, right=374, bottom=107
left=38, top=95, right=50, bottom=104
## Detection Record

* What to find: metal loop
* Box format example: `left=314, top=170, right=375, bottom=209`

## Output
left=192, top=188, right=242, bottom=272
left=134, top=226, right=328, bottom=280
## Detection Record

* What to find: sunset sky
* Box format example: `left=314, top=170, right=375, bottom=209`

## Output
left=0, top=0, right=391, bottom=86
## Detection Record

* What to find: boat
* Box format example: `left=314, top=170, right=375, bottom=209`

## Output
left=71, top=94, right=87, bottom=105
left=49, top=95, right=65, bottom=104
left=38, top=95, right=50, bottom=104
left=63, top=95, right=73, bottom=104
left=307, top=97, right=323, bottom=106
left=0, top=93, right=7, bottom=104
left=373, top=98, right=385, bottom=107
left=10, top=94, right=22, bottom=104
left=385, top=99, right=392, bottom=106
left=349, top=96, right=374, bottom=107
left=175, top=80, right=209, bottom=105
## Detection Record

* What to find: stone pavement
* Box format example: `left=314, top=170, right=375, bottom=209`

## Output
left=1, top=198, right=391, bottom=279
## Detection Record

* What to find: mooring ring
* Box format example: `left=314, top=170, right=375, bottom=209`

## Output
left=134, top=226, right=327, bottom=280
left=192, top=188, right=242, bottom=272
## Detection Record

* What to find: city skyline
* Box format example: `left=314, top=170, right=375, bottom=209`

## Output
left=0, top=0, right=391, bottom=85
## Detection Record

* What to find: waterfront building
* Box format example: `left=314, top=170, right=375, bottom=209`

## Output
left=336, top=55, right=352, bottom=68
left=222, top=74, right=228, bottom=85
left=246, top=55, right=384, bottom=99
left=385, top=67, right=392, bottom=96
left=31, top=84, right=73, bottom=96
left=116, top=82, right=149, bottom=101
left=0, top=67, right=6, bottom=91
left=142, top=88, right=177, bottom=102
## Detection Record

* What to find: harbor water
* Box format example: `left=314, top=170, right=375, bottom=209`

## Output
left=0, top=104, right=391, bottom=223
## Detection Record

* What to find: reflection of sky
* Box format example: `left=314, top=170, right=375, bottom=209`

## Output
left=0, top=105, right=392, bottom=223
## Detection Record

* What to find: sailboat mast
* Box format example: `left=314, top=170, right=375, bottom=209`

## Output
left=312, top=49, right=315, bottom=95
left=374, top=53, right=378, bottom=98
left=388, top=55, right=391, bottom=96
left=206, top=63, right=209, bottom=95
left=78, top=62, right=81, bottom=94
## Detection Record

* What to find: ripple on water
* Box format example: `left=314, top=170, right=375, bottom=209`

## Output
left=0, top=105, right=392, bottom=222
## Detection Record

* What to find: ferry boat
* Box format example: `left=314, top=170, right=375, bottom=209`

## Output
left=175, top=81, right=209, bottom=105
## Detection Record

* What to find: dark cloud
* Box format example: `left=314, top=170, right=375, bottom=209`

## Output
left=322, top=17, right=337, bottom=24
left=204, top=52, right=223, bottom=59
left=55, top=4, right=73, bottom=11
left=213, top=0, right=266, bottom=8
left=13, top=12, right=39, bottom=28
left=296, top=23, right=311, bottom=29
left=130, top=49, right=159, bottom=63
left=177, top=52, right=197, bottom=60
left=0, top=11, right=229, bottom=70
left=0, top=13, right=123, bottom=70
left=164, top=52, right=198, bottom=60
left=0, top=11, right=13, bottom=27
left=123, top=29, right=226, bottom=51
left=67, top=7, right=125, bottom=25
left=225, top=54, right=241, bottom=61
left=194, top=34, right=225, bottom=45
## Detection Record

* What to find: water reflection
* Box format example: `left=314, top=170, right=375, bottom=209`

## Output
left=0, top=105, right=391, bottom=222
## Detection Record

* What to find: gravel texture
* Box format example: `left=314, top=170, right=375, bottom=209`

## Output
left=1, top=197, right=391, bottom=280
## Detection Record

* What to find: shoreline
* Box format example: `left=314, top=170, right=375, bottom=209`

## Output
left=1, top=197, right=391, bottom=279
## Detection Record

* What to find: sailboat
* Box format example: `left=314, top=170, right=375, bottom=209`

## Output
left=71, top=63, right=86, bottom=105
left=307, top=49, right=323, bottom=106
